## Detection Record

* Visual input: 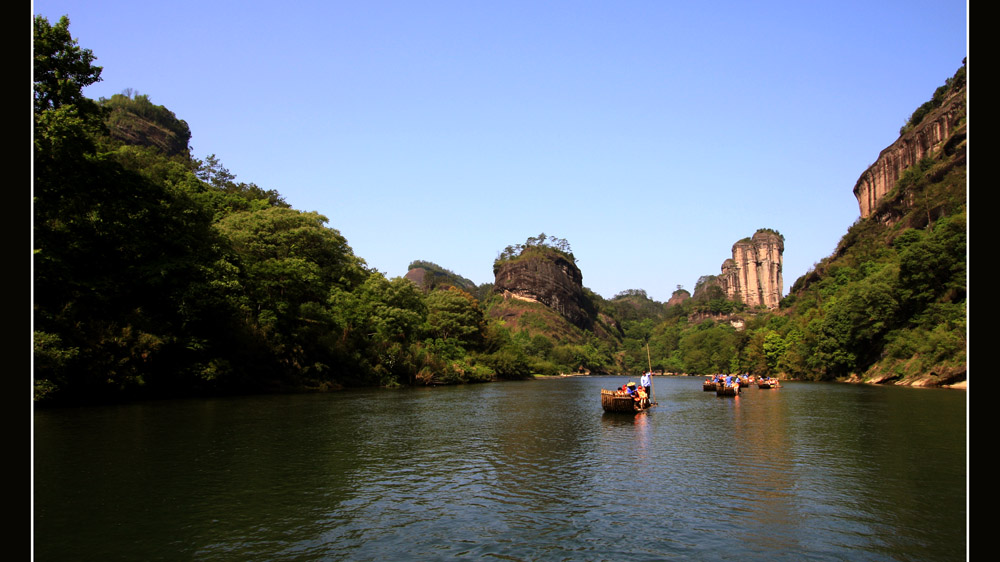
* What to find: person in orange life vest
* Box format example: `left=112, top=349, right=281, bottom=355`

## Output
left=635, top=385, right=648, bottom=406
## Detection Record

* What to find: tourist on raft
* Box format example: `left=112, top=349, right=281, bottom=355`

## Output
left=627, top=382, right=647, bottom=407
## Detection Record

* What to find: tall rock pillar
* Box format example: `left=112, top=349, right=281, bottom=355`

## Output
left=719, top=231, right=784, bottom=309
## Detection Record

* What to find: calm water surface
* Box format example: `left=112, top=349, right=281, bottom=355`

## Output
left=33, top=377, right=967, bottom=561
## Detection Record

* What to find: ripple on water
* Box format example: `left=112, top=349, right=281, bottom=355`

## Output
left=34, top=377, right=966, bottom=562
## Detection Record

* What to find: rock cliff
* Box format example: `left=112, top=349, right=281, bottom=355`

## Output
left=719, top=231, right=784, bottom=309
left=403, top=260, right=477, bottom=292
left=102, top=92, right=192, bottom=158
left=853, top=67, right=967, bottom=220
left=492, top=248, right=596, bottom=331
left=666, top=290, right=691, bottom=308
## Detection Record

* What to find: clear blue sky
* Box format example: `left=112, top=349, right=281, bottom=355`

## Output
left=33, top=1, right=967, bottom=302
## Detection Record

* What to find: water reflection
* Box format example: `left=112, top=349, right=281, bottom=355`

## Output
left=34, top=377, right=966, bottom=561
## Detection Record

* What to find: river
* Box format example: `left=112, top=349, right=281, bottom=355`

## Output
left=33, top=376, right=967, bottom=561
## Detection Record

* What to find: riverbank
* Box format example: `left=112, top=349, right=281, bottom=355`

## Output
left=541, top=371, right=698, bottom=379
left=841, top=366, right=967, bottom=389
left=539, top=371, right=968, bottom=388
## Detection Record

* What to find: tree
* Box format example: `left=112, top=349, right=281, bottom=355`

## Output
left=214, top=207, right=368, bottom=378
left=424, top=287, right=485, bottom=346
left=34, top=16, right=239, bottom=401
left=34, top=15, right=103, bottom=116
left=897, top=213, right=966, bottom=312
left=762, top=331, right=788, bottom=374
left=326, top=275, right=428, bottom=386
left=33, top=15, right=106, bottom=181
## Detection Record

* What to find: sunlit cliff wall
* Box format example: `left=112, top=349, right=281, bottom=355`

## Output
left=719, top=231, right=784, bottom=309
left=853, top=83, right=966, bottom=220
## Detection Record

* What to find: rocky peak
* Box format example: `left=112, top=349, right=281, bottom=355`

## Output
left=719, top=230, right=784, bottom=309
left=666, top=290, right=690, bottom=308
left=403, top=267, right=428, bottom=287
left=403, top=260, right=477, bottom=292
left=101, top=91, right=192, bottom=158
left=492, top=247, right=595, bottom=331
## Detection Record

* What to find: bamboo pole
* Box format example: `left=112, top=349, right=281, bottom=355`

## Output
left=646, top=342, right=655, bottom=404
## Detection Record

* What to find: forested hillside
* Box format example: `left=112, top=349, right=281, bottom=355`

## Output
left=33, top=17, right=966, bottom=405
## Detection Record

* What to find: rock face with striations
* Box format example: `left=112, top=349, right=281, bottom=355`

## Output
left=719, top=231, right=784, bottom=310
left=853, top=69, right=966, bottom=221
left=492, top=248, right=595, bottom=331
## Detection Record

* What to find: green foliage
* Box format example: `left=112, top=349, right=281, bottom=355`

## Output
left=773, top=163, right=964, bottom=380
left=33, top=15, right=103, bottom=115
left=677, top=321, right=738, bottom=375
left=481, top=348, right=532, bottom=380
left=607, top=290, right=666, bottom=323
left=762, top=331, right=788, bottom=373
left=326, top=275, right=428, bottom=386
left=755, top=228, right=784, bottom=241
left=614, top=289, right=648, bottom=299
left=899, top=63, right=965, bottom=136
left=896, top=212, right=966, bottom=310
left=493, top=232, right=575, bottom=273
left=193, top=154, right=289, bottom=212
left=424, top=287, right=485, bottom=345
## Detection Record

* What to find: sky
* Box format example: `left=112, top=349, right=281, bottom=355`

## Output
left=32, top=1, right=967, bottom=302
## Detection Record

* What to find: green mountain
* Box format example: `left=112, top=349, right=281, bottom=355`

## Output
left=776, top=61, right=966, bottom=385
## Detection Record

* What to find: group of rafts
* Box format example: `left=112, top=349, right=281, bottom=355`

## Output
left=601, top=373, right=781, bottom=412
left=703, top=373, right=781, bottom=396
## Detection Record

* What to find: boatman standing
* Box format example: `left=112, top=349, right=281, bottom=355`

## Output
left=640, top=371, right=651, bottom=397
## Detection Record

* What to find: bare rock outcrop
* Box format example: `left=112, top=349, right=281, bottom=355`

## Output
left=666, top=290, right=690, bottom=308
left=853, top=73, right=966, bottom=220
left=719, top=231, right=784, bottom=309
left=403, top=267, right=427, bottom=287
left=492, top=249, right=595, bottom=331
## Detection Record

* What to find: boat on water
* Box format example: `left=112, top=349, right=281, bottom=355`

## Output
left=601, top=389, right=651, bottom=413
left=757, top=378, right=781, bottom=389
left=716, top=384, right=740, bottom=397
left=703, top=381, right=717, bottom=391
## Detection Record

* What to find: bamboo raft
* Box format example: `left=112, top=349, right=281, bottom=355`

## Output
left=716, top=385, right=740, bottom=397
left=601, top=389, right=651, bottom=413
left=703, top=382, right=717, bottom=391
left=757, top=382, right=772, bottom=389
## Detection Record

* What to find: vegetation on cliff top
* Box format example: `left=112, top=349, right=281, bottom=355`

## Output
left=493, top=233, right=575, bottom=274
left=735, top=228, right=784, bottom=245
left=900, top=60, right=966, bottom=136
left=406, top=260, right=479, bottom=292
